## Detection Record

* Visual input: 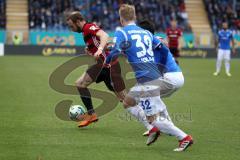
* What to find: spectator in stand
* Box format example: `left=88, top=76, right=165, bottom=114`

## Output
left=204, top=0, right=240, bottom=34
left=28, top=0, right=74, bottom=30
left=0, top=0, right=6, bottom=29
left=28, top=0, right=191, bottom=33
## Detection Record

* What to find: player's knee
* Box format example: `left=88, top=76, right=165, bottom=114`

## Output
left=123, top=101, right=129, bottom=108
left=123, top=96, right=136, bottom=108
left=147, top=115, right=157, bottom=123
left=116, top=90, right=126, bottom=102
left=75, top=79, right=87, bottom=88
left=225, top=58, right=230, bottom=62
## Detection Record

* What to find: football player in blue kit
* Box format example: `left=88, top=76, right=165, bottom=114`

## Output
left=213, top=22, right=236, bottom=77
left=138, top=20, right=193, bottom=151
left=139, top=20, right=184, bottom=98
left=95, top=4, right=193, bottom=151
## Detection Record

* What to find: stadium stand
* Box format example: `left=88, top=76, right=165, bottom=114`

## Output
left=204, top=0, right=240, bottom=34
left=29, top=0, right=71, bottom=30
left=0, top=0, right=6, bottom=29
left=28, top=0, right=191, bottom=32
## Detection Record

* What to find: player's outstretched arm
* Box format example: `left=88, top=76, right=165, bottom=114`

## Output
left=106, top=30, right=127, bottom=64
left=94, top=30, right=109, bottom=57
left=105, top=48, right=121, bottom=65
left=153, top=36, right=170, bottom=54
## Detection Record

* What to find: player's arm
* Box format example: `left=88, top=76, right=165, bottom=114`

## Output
left=178, top=29, right=183, bottom=50
left=158, top=36, right=168, bottom=47
left=153, top=35, right=171, bottom=54
left=94, top=30, right=109, bottom=57
left=153, top=35, right=168, bottom=51
left=105, top=30, right=125, bottom=65
left=215, top=37, right=218, bottom=49
left=215, top=31, right=220, bottom=51
left=231, top=32, right=236, bottom=55
left=165, top=29, right=170, bottom=44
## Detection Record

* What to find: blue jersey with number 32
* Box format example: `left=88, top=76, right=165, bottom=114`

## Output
left=106, top=23, right=162, bottom=83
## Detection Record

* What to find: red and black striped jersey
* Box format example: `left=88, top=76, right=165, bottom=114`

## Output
left=166, top=28, right=182, bottom=48
left=82, top=22, right=117, bottom=65
left=82, top=23, right=102, bottom=56
left=82, top=23, right=111, bottom=58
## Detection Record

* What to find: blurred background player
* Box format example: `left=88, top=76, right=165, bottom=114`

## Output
left=213, top=21, right=236, bottom=77
left=66, top=12, right=126, bottom=127
left=166, top=20, right=183, bottom=64
left=139, top=20, right=193, bottom=152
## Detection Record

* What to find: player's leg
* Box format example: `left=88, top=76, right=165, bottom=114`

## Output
left=170, top=48, right=180, bottom=65
left=214, top=49, right=224, bottom=75
left=107, top=62, right=154, bottom=131
left=138, top=96, right=161, bottom=145
left=100, top=63, right=153, bottom=132
left=143, top=74, right=184, bottom=136
left=148, top=98, right=193, bottom=151
left=224, top=50, right=231, bottom=76
left=125, top=81, right=163, bottom=145
left=160, top=72, right=184, bottom=98
left=102, top=68, right=126, bottom=101
left=164, top=72, right=184, bottom=88
left=123, top=92, right=154, bottom=132
left=123, top=84, right=160, bottom=145
left=75, top=64, right=103, bottom=127
left=109, top=61, right=127, bottom=102
left=124, top=96, right=159, bottom=146
left=76, top=72, right=94, bottom=114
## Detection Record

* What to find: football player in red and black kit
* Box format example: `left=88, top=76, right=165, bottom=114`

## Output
left=67, top=12, right=126, bottom=127
left=166, top=20, right=182, bottom=64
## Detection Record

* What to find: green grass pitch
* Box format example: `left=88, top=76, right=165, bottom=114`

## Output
left=0, top=56, right=240, bottom=160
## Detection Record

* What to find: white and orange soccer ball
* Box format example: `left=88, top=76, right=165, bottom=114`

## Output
left=69, top=105, right=86, bottom=121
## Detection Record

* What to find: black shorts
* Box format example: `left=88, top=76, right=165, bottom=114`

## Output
left=169, top=47, right=180, bottom=58
left=86, top=61, right=125, bottom=92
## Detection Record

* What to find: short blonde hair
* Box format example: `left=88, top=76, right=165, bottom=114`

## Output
left=119, top=4, right=136, bottom=21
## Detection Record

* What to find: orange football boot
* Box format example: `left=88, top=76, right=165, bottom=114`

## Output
left=78, top=113, right=98, bottom=127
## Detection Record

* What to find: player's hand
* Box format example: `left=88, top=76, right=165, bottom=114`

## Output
left=160, top=38, right=168, bottom=47
left=178, top=45, right=181, bottom=51
left=232, top=48, right=236, bottom=55
left=93, top=47, right=104, bottom=58
left=103, top=63, right=111, bottom=68
left=85, top=47, right=90, bottom=55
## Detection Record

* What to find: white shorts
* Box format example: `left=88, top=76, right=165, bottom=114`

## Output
left=160, top=72, right=184, bottom=97
left=128, top=77, right=174, bottom=116
left=128, top=79, right=161, bottom=116
left=128, top=73, right=184, bottom=116
left=128, top=79, right=161, bottom=103
left=139, top=96, right=164, bottom=116
left=218, top=49, right=231, bottom=61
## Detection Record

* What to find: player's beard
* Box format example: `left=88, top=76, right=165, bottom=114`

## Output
left=77, top=26, right=82, bottom=33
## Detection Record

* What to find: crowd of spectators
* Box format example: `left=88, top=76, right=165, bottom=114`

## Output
left=204, top=0, right=240, bottom=34
left=89, top=0, right=191, bottom=32
left=28, top=0, right=191, bottom=32
left=29, top=0, right=72, bottom=30
left=0, top=0, right=6, bottom=29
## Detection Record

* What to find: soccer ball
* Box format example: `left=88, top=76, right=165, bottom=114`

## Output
left=69, top=105, right=86, bottom=121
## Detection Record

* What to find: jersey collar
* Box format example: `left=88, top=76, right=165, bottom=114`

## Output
left=127, top=22, right=136, bottom=26
left=81, top=22, right=89, bottom=32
